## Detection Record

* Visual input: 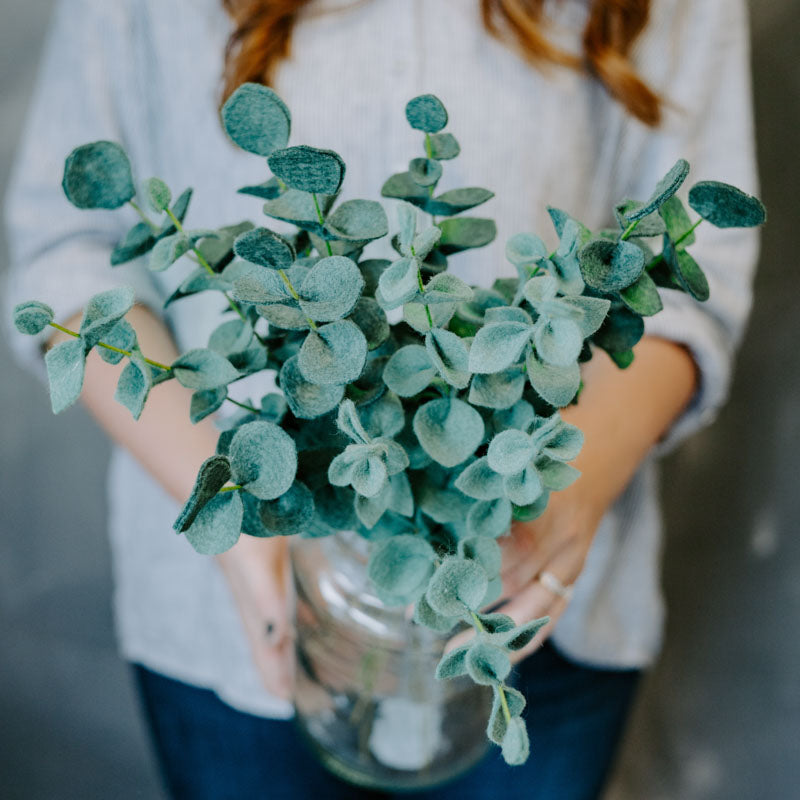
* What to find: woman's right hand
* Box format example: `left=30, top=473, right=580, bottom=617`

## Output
left=215, top=535, right=295, bottom=700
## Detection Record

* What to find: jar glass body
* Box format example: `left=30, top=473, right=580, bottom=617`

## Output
left=291, top=531, right=491, bottom=792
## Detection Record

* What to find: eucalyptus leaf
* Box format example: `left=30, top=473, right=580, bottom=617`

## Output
left=427, top=132, right=460, bottom=160
left=297, top=320, right=368, bottom=385
left=383, top=345, right=436, bottom=396
left=413, top=398, right=485, bottom=467
left=426, top=556, right=488, bottom=616
left=221, top=82, right=291, bottom=157
left=325, top=199, right=388, bottom=242
left=13, top=300, right=54, bottom=335
left=111, top=222, right=155, bottom=266
left=425, top=328, right=470, bottom=388
left=426, top=187, right=494, bottom=217
left=298, top=256, right=364, bottom=321
left=367, top=534, right=436, bottom=605
left=144, top=177, right=171, bottom=213
left=172, top=348, right=240, bottom=390
left=114, top=351, right=152, bottom=420
left=578, top=239, right=645, bottom=292
left=409, top=157, right=442, bottom=187
left=229, top=420, right=297, bottom=500
left=233, top=227, right=295, bottom=270
left=688, top=181, right=766, bottom=228
left=268, top=145, right=345, bottom=195
left=436, top=217, right=497, bottom=254
left=62, top=141, right=135, bottom=210
left=280, top=355, right=344, bottom=419
left=44, top=338, right=86, bottom=414
left=173, top=455, right=232, bottom=532
left=405, top=94, right=448, bottom=133
left=258, top=481, right=315, bottom=535
left=184, top=491, right=243, bottom=555
left=79, top=286, right=135, bottom=349
left=623, top=159, right=690, bottom=221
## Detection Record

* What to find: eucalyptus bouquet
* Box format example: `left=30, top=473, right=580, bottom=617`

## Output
left=13, top=85, right=765, bottom=766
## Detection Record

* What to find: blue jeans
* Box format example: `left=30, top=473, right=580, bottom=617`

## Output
left=133, top=642, right=640, bottom=800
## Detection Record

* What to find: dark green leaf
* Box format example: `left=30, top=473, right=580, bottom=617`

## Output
left=578, top=239, right=645, bottom=292
left=688, top=180, right=766, bottom=228
left=221, top=82, right=291, bottom=157
left=405, top=94, right=448, bottom=133
left=436, top=217, right=497, bottom=254
left=624, top=159, right=690, bottom=221
left=13, top=300, right=54, bottom=335
left=229, top=420, right=297, bottom=500
left=233, top=227, right=295, bottom=270
left=62, top=141, right=135, bottom=210
left=325, top=199, right=388, bottom=242
left=268, top=145, right=345, bottom=195
left=173, top=455, right=232, bottom=532
left=427, top=132, right=460, bottom=160
left=172, top=348, right=240, bottom=390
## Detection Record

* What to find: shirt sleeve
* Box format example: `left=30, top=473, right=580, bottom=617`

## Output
left=611, top=0, right=760, bottom=453
left=3, top=0, right=163, bottom=382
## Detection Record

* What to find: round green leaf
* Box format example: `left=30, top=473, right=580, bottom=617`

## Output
left=184, top=491, right=243, bottom=555
left=62, top=141, right=135, bottom=210
left=172, top=348, right=241, bottom=390
left=13, top=300, right=54, bottom=335
left=348, top=297, right=390, bottom=350
left=409, top=157, right=442, bottom=187
left=173, top=455, right=232, bottom=532
left=280, top=355, right=344, bottom=419
left=144, top=177, right=171, bottom=213
left=259, top=481, right=315, bottom=535
left=465, top=642, right=511, bottom=686
left=297, top=319, right=368, bottom=385
left=229, top=420, right=297, bottom=500
left=688, top=180, right=766, bottom=228
left=426, top=556, right=488, bottom=616
left=221, top=83, right=291, bottom=157
left=533, top=317, right=583, bottom=367
left=405, top=94, right=448, bottom=133
left=506, top=233, right=548, bottom=267
left=233, top=227, right=295, bottom=270
left=425, top=328, right=470, bottom=388
left=427, top=132, right=460, bottom=160
left=299, top=256, right=364, bottom=322
left=368, top=534, right=436, bottom=604
left=487, top=430, right=535, bottom=476
left=578, top=238, right=645, bottom=292
left=324, top=199, right=388, bottom=242
left=383, top=345, right=436, bottom=397
left=501, top=717, right=530, bottom=766
left=413, top=397, right=485, bottom=467
left=267, top=145, right=345, bottom=195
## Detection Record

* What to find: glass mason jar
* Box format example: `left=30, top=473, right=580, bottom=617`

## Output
left=291, top=530, right=492, bottom=792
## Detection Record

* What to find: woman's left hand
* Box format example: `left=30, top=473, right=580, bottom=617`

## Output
left=446, top=338, right=698, bottom=659
left=490, top=482, right=603, bottom=662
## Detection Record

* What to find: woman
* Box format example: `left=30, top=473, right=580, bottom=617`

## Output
left=5, top=0, right=759, bottom=797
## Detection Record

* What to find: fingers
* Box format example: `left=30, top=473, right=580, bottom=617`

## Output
left=494, top=546, right=579, bottom=663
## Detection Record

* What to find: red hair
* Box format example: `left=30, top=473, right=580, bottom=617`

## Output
left=221, top=0, right=661, bottom=126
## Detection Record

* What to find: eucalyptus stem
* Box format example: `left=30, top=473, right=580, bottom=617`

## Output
left=470, top=611, right=512, bottom=723
left=646, top=218, right=704, bottom=272
left=411, top=244, right=435, bottom=327
left=311, top=193, right=333, bottom=256
left=277, top=269, right=318, bottom=330
left=164, top=208, right=248, bottom=323
left=225, top=397, right=260, bottom=415
left=48, top=321, right=172, bottom=372
left=218, top=484, right=243, bottom=493
left=128, top=200, right=160, bottom=234
left=619, top=218, right=641, bottom=241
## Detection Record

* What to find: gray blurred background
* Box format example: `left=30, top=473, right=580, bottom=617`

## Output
left=1, top=2, right=797, bottom=798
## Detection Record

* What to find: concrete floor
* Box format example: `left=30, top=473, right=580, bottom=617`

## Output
left=1, top=2, right=798, bottom=798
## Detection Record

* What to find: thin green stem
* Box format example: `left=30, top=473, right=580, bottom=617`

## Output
left=165, top=208, right=247, bottom=323
left=312, top=193, right=333, bottom=256
left=129, top=200, right=160, bottom=234
left=48, top=322, right=172, bottom=372
left=225, top=397, right=260, bottom=415
left=410, top=244, right=434, bottom=328
left=619, top=218, right=641, bottom=241
left=646, top=218, right=704, bottom=272
left=278, top=269, right=318, bottom=331
left=218, top=484, right=243, bottom=493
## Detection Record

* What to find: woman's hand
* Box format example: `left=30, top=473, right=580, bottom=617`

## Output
left=492, top=477, right=604, bottom=662
left=449, top=338, right=698, bottom=657
left=216, top=536, right=295, bottom=700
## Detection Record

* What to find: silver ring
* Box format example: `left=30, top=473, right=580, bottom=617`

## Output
left=538, top=570, right=573, bottom=600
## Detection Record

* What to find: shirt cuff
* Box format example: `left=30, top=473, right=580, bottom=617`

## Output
left=643, top=288, right=734, bottom=456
